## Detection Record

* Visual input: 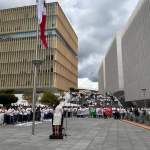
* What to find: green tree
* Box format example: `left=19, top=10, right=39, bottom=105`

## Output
left=22, top=93, right=33, bottom=104
left=40, top=91, right=59, bottom=106
left=0, top=90, right=18, bottom=107
left=0, top=89, right=15, bottom=94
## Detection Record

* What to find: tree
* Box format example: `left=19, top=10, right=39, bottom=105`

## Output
left=70, top=88, right=75, bottom=92
left=22, top=93, right=33, bottom=104
left=40, top=91, right=59, bottom=106
left=0, top=90, right=18, bottom=107
left=0, top=89, right=15, bottom=94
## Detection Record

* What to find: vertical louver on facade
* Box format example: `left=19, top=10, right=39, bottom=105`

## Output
left=0, top=2, right=78, bottom=92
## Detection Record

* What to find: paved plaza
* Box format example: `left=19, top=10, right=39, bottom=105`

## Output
left=0, top=118, right=150, bottom=150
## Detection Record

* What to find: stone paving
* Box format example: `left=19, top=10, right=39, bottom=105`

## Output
left=0, top=118, right=150, bottom=150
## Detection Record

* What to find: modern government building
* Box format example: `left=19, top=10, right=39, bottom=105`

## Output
left=0, top=2, right=78, bottom=93
left=98, top=0, right=150, bottom=107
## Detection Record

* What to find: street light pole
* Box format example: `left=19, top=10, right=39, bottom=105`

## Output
left=141, top=88, right=148, bottom=108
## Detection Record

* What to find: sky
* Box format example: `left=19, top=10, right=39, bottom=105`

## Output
left=0, top=0, right=139, bottom=91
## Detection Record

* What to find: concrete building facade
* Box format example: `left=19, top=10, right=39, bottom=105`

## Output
left=122, top=0, right=150, bottom=105
left=98, top=34, right=124, bottom=97
left=0, top=2, right=78, bottom=93
left=98, top=60, right=105, bottom=95
left=98, top=0, right=150, bottom=106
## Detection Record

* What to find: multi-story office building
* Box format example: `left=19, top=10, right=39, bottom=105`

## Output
left=122, top=0, right=150, bottom=106
left=98, top=0, right=150, bottom=106
left=0, top=2, right=78, bottom=93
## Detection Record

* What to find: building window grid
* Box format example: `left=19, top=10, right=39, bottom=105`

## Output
left=14, top=75, right=16, bottom=88
left=0, top=4, right=77, bottom=90
left=11, top=74, right=13, bottom=88
left=4, top=75, right=6, bottom=88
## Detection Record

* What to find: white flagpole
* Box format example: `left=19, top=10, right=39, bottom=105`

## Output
left=32, top=29, right=38, bottom=135
left=32, top=0, right=40, bottom=135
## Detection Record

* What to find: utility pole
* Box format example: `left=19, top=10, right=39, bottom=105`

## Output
left=141, top=88, right=148, bottom=108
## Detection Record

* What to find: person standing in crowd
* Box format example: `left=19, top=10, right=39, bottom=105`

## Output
left=89, top=106, right=96, bottom=118
left=35, top=107, right=41, bottom=121
left=0, top=107, right=5, bottom=125
left=103, top=107, right=108, bottom=119
left=96, top=107, right=103, bottom=118
left=114, top=108, right=120, bottom=119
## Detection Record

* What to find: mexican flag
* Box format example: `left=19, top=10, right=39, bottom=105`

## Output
left=37, top=0, right=48, bottom=48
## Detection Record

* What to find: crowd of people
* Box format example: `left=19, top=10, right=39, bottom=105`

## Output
left=0, top=105, right=53, bottom=125
left=123, top=107, right=150, bottom=121
left=0, top=104, right=150, bottom=125
left=0, top=89, right=150, bottom=126
left=76, top=106, right=150, bottom=120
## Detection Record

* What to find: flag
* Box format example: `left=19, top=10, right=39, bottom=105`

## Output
left=37, top=0, right=48, bottom=48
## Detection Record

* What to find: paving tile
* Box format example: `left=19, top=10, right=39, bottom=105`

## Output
left=0, top=118, right=150, bottom=150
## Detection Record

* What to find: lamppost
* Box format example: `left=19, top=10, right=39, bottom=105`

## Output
left=140, top=88, right=148, bottom=108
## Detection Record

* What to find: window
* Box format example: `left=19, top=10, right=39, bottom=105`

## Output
left=38, top=44, right=41, bottom=49
left=46, top=55, right=51, bottom=60
left=51, top=55, right=54, bottom=60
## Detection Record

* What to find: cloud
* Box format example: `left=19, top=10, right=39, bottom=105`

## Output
left=61, top=0, right=139, bottom=82
left=0, top=0, right=139, bottom=90
left=78, top=78, right=98, bottom=91
left=0, top=0, right=34, bottom=9
left=78, top=54, right=104, bottom=82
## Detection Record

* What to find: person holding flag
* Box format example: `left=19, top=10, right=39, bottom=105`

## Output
left=37, top=0, right=48, bottom=48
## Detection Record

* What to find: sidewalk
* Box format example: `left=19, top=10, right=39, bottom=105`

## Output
left=121, top=119, right=150, bottom=130
left=0, top=118, right=150, bottom=150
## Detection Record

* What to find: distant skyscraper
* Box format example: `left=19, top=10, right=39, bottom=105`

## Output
left=0, top=2, right=78, bottom=93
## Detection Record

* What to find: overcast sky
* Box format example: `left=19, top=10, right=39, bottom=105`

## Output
left=0, top=0, right=139, bottom=90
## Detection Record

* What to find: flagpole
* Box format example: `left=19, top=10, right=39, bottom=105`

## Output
left=32, top=14, right=39, bottom=136
left=32, top=0, right=46, bottom=135
left=32, top=0, right=41, bottom=135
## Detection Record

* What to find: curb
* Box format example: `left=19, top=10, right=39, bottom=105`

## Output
left=121, top=120, right=150, bottom=130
